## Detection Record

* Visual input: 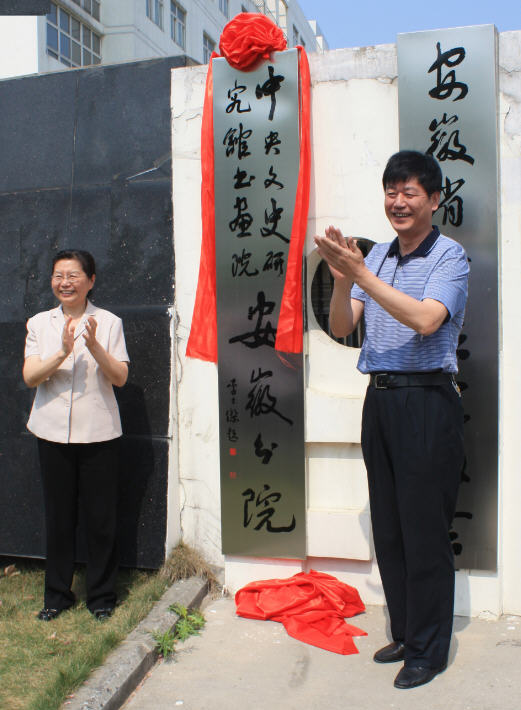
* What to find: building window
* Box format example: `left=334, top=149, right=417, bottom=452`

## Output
left=170, top=1, right=185, bottom=48
left=146, top=0, right=163, bottom=29
left=203, top=32, right=215, bottom=64
left=46, top=2, right=101, bottom=67
left=292, top=24, right=299, bottom=47
left=70, top=0, right=100, bottom=22
left=219, top=0, right=229, bottom=17
left=276, top=0, right=287, bottom=35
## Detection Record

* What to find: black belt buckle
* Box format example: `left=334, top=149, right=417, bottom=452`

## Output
left=374, top=374, right=388, bottom=389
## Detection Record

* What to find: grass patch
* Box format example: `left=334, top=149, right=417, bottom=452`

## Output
left=0, top=558, right=167, bottom=710
left=0, top=543, right=213, bottom=710
left=160, top=541, right=219, bottom=594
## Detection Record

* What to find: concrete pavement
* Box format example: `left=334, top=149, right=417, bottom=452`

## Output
left=122, top=595, right=521, bottom=710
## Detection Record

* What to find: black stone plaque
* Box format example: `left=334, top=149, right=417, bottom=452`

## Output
left=0, top=56, right=195, bottom=567
left=0, top=1, right=50, bottom=15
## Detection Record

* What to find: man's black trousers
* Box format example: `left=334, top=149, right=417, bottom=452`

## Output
left=37, top=437, right=120, bottom=613
left=361, top=382, right=464, bottom=669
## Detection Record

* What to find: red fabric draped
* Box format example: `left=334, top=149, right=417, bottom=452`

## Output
left=235, top=570, right=367, bottom=655
left=186, top=13, right=311, bottom=362
left=185, top=50, right=219, bottom=362
left=274, top=46, right=310, bottom=352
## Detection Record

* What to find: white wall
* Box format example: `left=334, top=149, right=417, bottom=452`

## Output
left=498, top=30, right=521, bottom=616
left=0, top=16, right=39, bottom=79
left=307, top=19, right=328, bottom=51
left=100, top=0, right=142, bottom=65
left=172, top=64, right=223, bottom=564
left=171, top=33, right=521, bottom=615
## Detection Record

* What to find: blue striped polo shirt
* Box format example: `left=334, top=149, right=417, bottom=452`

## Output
left=351, top=227, right=469, bottom=374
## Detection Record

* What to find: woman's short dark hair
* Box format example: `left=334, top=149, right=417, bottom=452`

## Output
left=382, top=151, right=442, bottom=196
left=52, top=250, right=96, bottom=278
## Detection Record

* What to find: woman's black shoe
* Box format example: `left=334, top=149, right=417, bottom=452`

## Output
left=92, top=608, right=114, bottom=621
left=37, top=608, right=61, bottom=621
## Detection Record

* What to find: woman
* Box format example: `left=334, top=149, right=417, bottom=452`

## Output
left=23, top=249, right=129, bottom=621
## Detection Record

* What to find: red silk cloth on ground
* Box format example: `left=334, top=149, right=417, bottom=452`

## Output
left=186, top=13, right=311, bottom=362
left=235, top=570, right=367, bottom=655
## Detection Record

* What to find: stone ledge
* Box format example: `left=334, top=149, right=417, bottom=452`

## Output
left=65, top=576, right=209, bottom=710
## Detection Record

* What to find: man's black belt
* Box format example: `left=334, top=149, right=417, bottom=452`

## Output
left=369, top=372, right=454, bottom=389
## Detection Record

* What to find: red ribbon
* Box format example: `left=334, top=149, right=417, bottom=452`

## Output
left=185, top=49, right=219, bottom=362
left=186, top=13, right=311, bottom=362
left=275, top=46, right=310, bottom=353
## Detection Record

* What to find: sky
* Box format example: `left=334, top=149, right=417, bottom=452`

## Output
left=296, top=0, right=521, bottom=50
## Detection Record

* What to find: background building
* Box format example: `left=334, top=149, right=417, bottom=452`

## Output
left=0, top=0, right=328, bottom=79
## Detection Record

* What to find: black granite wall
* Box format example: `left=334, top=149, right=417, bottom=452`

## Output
left=0, top=55, right=195, bottom=568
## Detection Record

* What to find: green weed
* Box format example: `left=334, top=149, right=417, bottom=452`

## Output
left=151, top=629, right=177, bottom=658
left=152, top=603, right=206, bottom=656
left=170, top=603, right=205, bottom=640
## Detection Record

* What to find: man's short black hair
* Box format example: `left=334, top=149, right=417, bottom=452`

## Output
left=382, top=150, right=442, bottom=196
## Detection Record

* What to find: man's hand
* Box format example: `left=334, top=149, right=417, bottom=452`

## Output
left=314, top=226, right=366, bottom=284
left=313, top=225, right=366, bottom=338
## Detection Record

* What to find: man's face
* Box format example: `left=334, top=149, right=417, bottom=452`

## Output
left=384, top=177, right=440, bottom=240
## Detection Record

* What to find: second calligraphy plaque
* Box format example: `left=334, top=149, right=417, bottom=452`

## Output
left=213, top=49, right=306, bottom=558
left=397, top=25, right=499, bottom=571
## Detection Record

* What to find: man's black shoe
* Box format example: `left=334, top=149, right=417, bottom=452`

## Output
left=373, top=641, right=405, bottom=663
left=394, top=664, right=447, bottom=689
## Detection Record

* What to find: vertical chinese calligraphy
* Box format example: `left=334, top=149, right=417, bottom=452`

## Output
left=213, top=50, right=306, bottom=556
left=398, top=25, right=500, bottom=571
left=426, top=42, right=471, bottom=228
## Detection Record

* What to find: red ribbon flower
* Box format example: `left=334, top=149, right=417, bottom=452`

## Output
left=219, top=12, right=287, bottom=70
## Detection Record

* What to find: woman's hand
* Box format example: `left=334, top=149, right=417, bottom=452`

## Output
left=24, top=320, right=73, bottom=388
left=23, top=316, right=76, bottom=388
left=83, top=316, right=98, bottom=351
left=83, top=317, right=128, bottom=388
left=60, top=316, right=75, bottom=357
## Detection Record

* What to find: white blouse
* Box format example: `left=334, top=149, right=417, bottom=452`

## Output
left=25, top=300, right=129, bottom=444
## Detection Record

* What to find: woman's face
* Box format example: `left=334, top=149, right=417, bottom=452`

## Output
left=51, top=259, right=95, bottom=311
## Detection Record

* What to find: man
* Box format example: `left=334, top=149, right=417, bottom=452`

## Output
left=314, top=151, right=469, bottom=689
